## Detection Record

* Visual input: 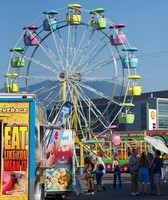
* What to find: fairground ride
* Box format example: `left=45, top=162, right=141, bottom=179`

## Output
left=4, top=4, right=141, bottom=170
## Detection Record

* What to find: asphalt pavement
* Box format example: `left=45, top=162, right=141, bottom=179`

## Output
left=66, top=173, right=168, bottom=200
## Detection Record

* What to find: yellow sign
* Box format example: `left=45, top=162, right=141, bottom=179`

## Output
left=0, top=102, right=29, bottom=197
left=150, top=110, right=156, bottom=120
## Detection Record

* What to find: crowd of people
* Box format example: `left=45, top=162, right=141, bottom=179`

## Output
left=129, top=148, right=164, bottom=196
left=82, top=148, right=165, bottom=196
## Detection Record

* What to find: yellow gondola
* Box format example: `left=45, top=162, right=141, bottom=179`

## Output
left=127, top=86, right=142, bottom=96
left=126, top=75, right=142, bottom=96
left=9, top=82, right=19, bottom=93
left=66, top=4, right=82, bottom=25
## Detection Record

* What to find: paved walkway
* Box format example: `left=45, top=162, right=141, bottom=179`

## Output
left=66, top=173, right=168, bottom=200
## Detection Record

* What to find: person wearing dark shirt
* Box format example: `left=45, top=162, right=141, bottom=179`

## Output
left=129, top=148, right=140, bottom=196
left=153, top=150, right=164, bottom=196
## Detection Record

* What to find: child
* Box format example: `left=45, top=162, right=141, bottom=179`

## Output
left=85, top=161, right=95, bottom=195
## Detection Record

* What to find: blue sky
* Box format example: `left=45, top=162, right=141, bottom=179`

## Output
left=0, top=0, right=168, bottom=93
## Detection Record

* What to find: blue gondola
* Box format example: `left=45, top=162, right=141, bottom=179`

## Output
left=122, top=47, right=138, bottom=68
left=43, top=10, right=58, bottom=31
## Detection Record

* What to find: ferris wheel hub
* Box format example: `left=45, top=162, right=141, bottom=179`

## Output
left=57, top=70, right=67, bottom=82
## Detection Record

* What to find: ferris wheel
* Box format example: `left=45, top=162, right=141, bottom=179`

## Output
left=4, top=4, right=141, bottom=135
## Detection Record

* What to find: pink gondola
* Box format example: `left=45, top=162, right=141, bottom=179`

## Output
left=23, top=25, right=38, bottom=46
left=112, top=135, right=121, bottom=145
left=109, top=24, right=126, bottom=45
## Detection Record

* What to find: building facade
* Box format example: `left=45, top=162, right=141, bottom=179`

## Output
left=119, top=90, right=168, bottom=131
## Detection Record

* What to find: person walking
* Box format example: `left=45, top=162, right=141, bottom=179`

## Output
left=112, top=154, right=122, bottom=189
left=153, top=150, right=164, bottom=196
left=129, top=148, right=140, bottom=196
left=83, top=157, right=95, bottom=195
left=138, top=151, right=150, bottom=195
left=94, top=156, right=106, bottom=192
left=147, top=152, right=156, bottom=195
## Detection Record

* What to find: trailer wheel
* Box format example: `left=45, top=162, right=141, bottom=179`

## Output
left=56, top=193, right=67, bottom=200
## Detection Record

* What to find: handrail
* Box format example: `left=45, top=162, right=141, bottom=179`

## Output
left=75, top=138, right=154, bottom=168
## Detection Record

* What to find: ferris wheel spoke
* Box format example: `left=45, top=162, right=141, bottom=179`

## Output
left=37, top=83, right=60, bottom=95
left=44, top=91, right=62, bottom=109
left=80, top=43, right=108, bottom=72
left=70, top=20, right=93, bottom=71
left=42, top=90, right=55, bottom=105
left=72, top=24, right=90, bottom=58
left=76, top=40, right=108, bottom=73
left=71, top=26, right=78, bottom=61
left=18, top=75, right=57, bottom=80
left=67, top=25, right=82, bottom=73
left=77, top=96, right=89, bottom=128
left=68, top=81, right=107, bottom=131
left=30, top=86, right=46, bottom=94
left=82, top=76, right=118, bottom=81
left=76, top=81, right=119, bottom=105
left=47, top=100, right=62, bottom=121
left=75, top=32, right=108, bottom=68
left=38, top=41, right=62, bottom=71
left=72, top=31, right=95, bottom=72
left=67, top=26, right=79, bottom=73
left=66, top=24, right=71, bottom=71
left=22, top=54, right=58, bottom=73
left=81, top=56, right=114, bottom=75
left=57, top=29, right=68, bottom=68
left=50, top=30, right=65, bottom=69
left=31, top=83, right=61, bottom=108
left=75, top=85, right=108, bottom=128
left=66, top=82, right=85, bottom=137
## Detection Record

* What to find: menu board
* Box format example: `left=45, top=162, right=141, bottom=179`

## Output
left=45, top=130, right=74, bottom=192
left=45, top=102, right=74, bottom=192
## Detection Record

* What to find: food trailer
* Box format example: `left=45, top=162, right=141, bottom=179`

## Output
left=0, top=93, right=47, bottom=200
left=0, top=94, right=75, bottom=200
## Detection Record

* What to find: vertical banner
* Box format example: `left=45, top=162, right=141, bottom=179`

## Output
left=148, top=109, right=157, bottom=130
left=0, top=102, right=29, bottom=200
left=45, top=102, right=74, bottom=192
